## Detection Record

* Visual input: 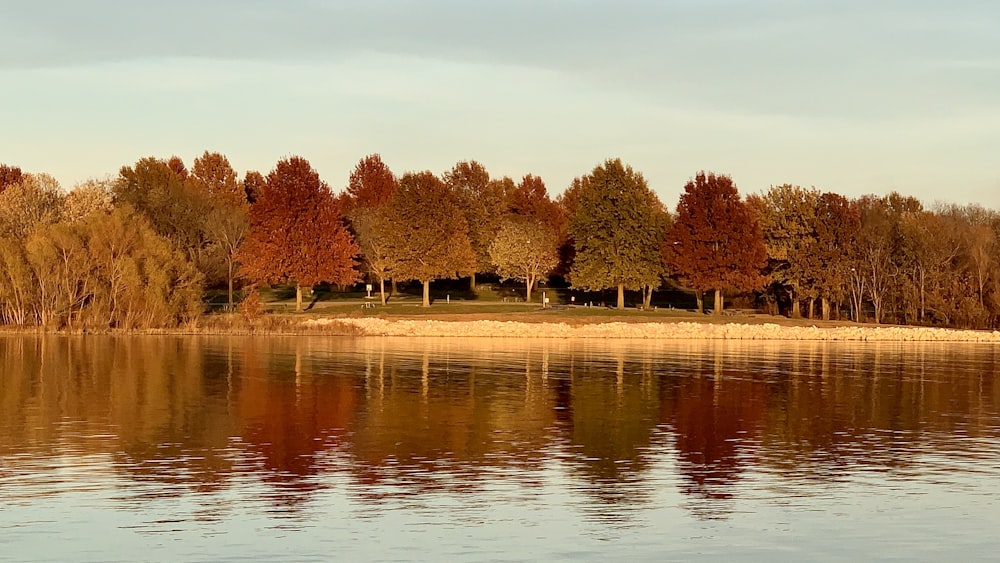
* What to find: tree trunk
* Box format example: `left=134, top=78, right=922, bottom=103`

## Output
left=714, top=288, right=724, bottom=315
left=391, top=278, right=398, bottom=295
left=695, top=290, right=704, bottom=314
left=296, top=284, right=303, bottom=312
left=807, top=297, right=815, bottom=320
left=822, top=297, right=831, bottom=321
left=617, top=283, right=625, bottom=310
left=525, top=276, right=534, bottom=303
left=643, top=285, right=653, bottom=309
left=790, top=287, right=800, bottom=318
left=379, top=278, right=386, bottom=305
left=470, top=272, right=476, bottom=292
left=422, top=280, right=431, bottom=307
left=227, top=260, right=235, bottom=307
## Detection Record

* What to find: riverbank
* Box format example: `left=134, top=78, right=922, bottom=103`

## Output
left=5, top=311, right=1000, bottom=342
left=307, top=317, right=1000, bottom=342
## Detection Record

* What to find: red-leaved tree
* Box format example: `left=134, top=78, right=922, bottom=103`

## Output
left=664, top=171, right=767, bottom=313
left=238, top=156, right=360, bottom=311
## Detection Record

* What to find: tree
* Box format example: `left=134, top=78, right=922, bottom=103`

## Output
left=568, top=158, right=666, bottom=310
left=191, top=151, right=245, bottom=206
left=506, top=174, right=568, bottom=242
left=243, top=170, right=266, bottom=205
left=443, top=160, right=505, bottom=289
left=189, top=152, right=248, bottom=306
left=897, top=209, right=961, bottom=324
left=384, top=171, right=476, bottom=306
left=489, top=216, right=560, bottom=303
left=664, top=171, right=767, bottom=314
left=116, top=156, right=212, bottom=270
left=748, top=185, right=820, bottom=317
left=342, top=154, right=399, bottom=305
left=349, top=207, right=396, bottom=305
left=0, top=164, right=23, bottom=195
left=204, top=202, right=249, bottom=307
left=84, top=206, right=204, bottom=329
left=0, top=236, right=35, bottom=325
left=805, top=192, right=859, bottom=320
left=26, top=222, right=92, bottom=328
left=237, top=156, right=360, bottom=312
left=345, top=154, right=397, bottom=211
left=64, top=179, right=114, bottom=223
left=0, top=173, right=63, bottom=241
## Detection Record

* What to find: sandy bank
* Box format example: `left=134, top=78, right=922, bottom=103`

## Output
left=304, top=318, right=1000, bottom=342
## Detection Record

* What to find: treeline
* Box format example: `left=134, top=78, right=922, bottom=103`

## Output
left=0, top=155, right=998, bottom=329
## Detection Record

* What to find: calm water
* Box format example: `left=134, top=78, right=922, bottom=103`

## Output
left=1, top=336, right=999, bottom=562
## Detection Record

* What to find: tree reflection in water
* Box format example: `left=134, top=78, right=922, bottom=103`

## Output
left=0, top=336, right=998, bottom=524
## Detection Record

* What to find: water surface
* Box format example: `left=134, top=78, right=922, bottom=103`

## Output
left=1, top=336, right=999, bottom=561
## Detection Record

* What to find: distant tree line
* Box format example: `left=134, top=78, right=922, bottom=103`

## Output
left=1, top=154, right=999, bottom=329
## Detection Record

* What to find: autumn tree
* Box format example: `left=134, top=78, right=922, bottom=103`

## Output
left=349, top=207, right=396, bottom=305
left=189, top=152, right=248, bottom=306
left=345, top=154, right=397, bottom=211
left=191, top=151, right=244, bottom=206
left=64, top=179, right=114, bottom=223
left=804, top=192, right=859, bottom=320
left=0, top=164, right=23, bottom=195
left=568, top=159, right=666, bottom=310
left=0, top=237, right=35, bottom=325
left=384, top=171, right=475, bottom=307
left=0, top=173, right=64, bottom=241
left=897, top=209, right=962, bottom=324
left=748, top=185, right=820, bottom=317
left=115, top=156, right=212, bottom=269
left=664, top=171, right=767, bottom=314
left=26, top=222, right=93, bottom=328
left=83, top=206, right=204, bottom=329
left=243, top=170, right=266, bottom=205
left=443, top=160, right=505, bottom=289
left=342, top=154, right=399, bottom=305
left=489, top=216, right=560, bottom=303
left=237, top=156, right=360, bottom=312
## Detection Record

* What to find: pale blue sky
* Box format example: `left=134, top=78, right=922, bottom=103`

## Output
left=2, top=0, right=999, bottom=207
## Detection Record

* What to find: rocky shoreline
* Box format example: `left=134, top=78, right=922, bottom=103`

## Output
left=308, top=318, right=1000, bottom=342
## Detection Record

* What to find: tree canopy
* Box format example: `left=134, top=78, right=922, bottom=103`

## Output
left=237, top=156, right=360, bottom=311
left=665, top=171, right=767, bottom=313
left=568, top=158, right=666, bottom=309
left=385, top=170, right=476, bottom=306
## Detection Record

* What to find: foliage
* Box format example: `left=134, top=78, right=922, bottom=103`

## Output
left=489, top=216, right=560, bottom=303
left=748, top=185, right=820, bottom=316
left=350, top=206, right=397, bottom=305
left=385, top=170, right=476, bottom=306
left=237, top=156, right=360, bottom=311
left=568, top=158, right=666, bottom=309
left=665, top=171, right=766, bottom=313
left=805, top=192, right=859, bottom=320
left=0, top=173, right=64, bottom=241
left=64, top=179, right=114, bottom=223
left=345, top=154, right=397, bottom=211
left=191, top=151, right=245, bottom=206
left=0, top=164, right=23, bottom=194
left=444, top=161, right=506, bottom=280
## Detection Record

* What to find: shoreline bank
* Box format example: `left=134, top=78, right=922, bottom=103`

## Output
left=317, top=318, right=1000, bottom=342
left=5, top=317, right=1000, bottom=342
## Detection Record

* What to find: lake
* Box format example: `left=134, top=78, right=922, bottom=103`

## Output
left=1, top=335, right=999, bottom=561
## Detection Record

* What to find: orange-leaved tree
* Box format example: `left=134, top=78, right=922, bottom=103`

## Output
left=345, top=153, right=397, bottom=212
left=664, top=171, right=767, bottom=314
left=238, top=156, right=360, bottom=311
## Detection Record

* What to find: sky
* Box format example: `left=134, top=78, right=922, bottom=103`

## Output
left=2, top=0, right=999, bottom=208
